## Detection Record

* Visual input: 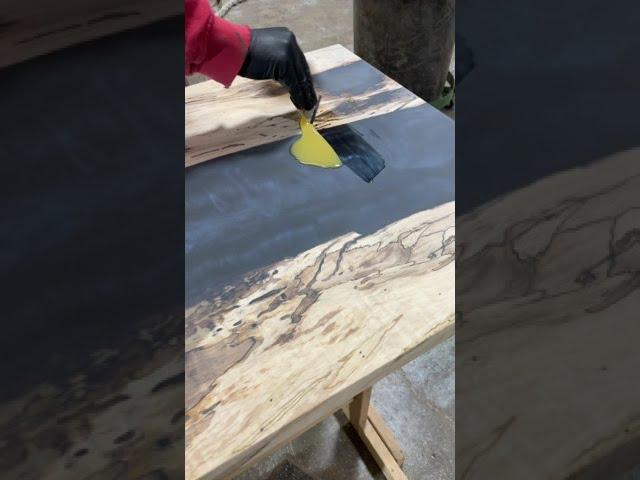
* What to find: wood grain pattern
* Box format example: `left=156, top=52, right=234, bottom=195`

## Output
left=343, top=403, right=408, bottom=480
left=342, top=402, right=407, bottom=474
left=456, top=148, right=640, bottom=479
left=0, top=310, right=184, bottom=480
left=185, top=201, right=455, bottom=480
left=185, top=44, right=425, bottom=167
left=0, top=0, right=179, bottom=67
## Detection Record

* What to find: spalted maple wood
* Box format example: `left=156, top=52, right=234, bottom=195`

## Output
left=457, top=148, right=640, bottom=479
left=0, top=311, right=184, bottom=479
left=185, top=44, right=425, bottom=167
left=0, top=0, right=179, bottom=67
left=185, top=202, right=455, bottom=480
left=342, top=400, right=407, bottom=479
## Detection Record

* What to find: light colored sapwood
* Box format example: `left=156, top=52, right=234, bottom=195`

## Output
left=186, top=202, right=455, bottom=479
left=456, top=148, right=640, bottom=479
left=185, top=44, right=424, bottom=167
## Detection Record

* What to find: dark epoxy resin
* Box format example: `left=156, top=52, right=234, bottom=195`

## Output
left=322, top=123, right=386, bottom=183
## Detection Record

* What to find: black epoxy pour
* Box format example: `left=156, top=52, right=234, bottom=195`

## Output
left=312, top=60, right=386, bottom=98
left=322, top=124, right=386, bottom=183
left=186, top=105, right=454, bottom=306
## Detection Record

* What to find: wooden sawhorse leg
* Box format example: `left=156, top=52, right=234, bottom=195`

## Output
left=343, top=387, right=407, bottom=480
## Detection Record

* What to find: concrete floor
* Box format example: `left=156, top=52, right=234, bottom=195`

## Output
left=222, top=0, right=354, bottom=52
left=197, top=2, right=455, bottom=478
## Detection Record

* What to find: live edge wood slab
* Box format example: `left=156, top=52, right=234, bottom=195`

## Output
left=185, top=44, right=424, bottom=168
left=0, top=0, right=179, bottom=67
left=185, top=202, right=455, bottom=480
left=456, top=148, right=640, bottom=479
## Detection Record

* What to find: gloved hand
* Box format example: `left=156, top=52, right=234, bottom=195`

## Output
left=239, top=27, right=318, bottom=111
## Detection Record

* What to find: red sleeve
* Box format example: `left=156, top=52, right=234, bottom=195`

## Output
left=184, top=0, right=251, bottom=87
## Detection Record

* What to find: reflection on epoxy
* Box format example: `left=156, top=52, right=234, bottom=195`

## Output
left=322, top=124, right=386, bottom=183
left=290, top=116, right=342, bottom=169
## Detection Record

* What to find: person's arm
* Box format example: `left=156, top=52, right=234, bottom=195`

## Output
left=184, top=0, right=317, bottom=110
left=184, top=0, right=250, bottom=87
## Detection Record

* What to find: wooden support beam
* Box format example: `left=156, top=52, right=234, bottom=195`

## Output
left=349, top=388, right=372, bottom=431
left=358, top=419, right=408, bottom=480
left=369, top=405, right=405, bottom=467
left=343, top=394, right=408, bottom=480
left=342, top=403, right=405, bottom=467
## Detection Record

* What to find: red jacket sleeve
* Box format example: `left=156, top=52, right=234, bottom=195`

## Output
left=185, top=0, right=251, bottom=87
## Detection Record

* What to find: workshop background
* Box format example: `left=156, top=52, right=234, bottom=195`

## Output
left=187, top=1, right=455, bottom=479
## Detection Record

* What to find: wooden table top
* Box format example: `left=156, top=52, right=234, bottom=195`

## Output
left=185, top=45, right=455, bottom=479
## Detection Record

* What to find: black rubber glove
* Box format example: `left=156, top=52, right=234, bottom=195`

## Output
left=239, top=27, right=318, bottom=111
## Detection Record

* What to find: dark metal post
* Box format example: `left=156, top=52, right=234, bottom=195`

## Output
left=354, top=0, right=455, bottom=102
